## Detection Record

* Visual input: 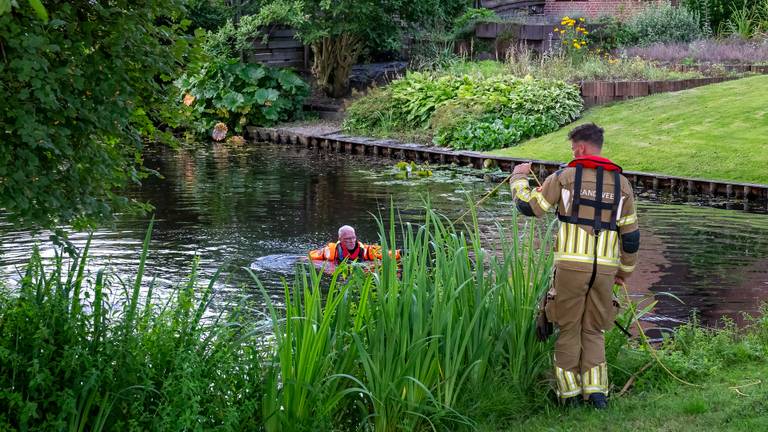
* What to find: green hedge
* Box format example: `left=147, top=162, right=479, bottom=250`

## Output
left=344, top=72, right=582, bottom=151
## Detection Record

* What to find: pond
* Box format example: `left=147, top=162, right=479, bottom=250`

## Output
left=1, top=142, right=767, bottom=328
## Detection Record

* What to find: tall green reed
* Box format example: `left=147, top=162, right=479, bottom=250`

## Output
left=254, top=206, right=556, bottom=431
left=0, top=223, right=265, bottom=431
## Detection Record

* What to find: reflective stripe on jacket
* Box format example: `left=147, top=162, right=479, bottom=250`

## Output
left=510, top=158, right=640, bottom=278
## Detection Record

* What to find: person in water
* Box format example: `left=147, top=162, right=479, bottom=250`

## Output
left=309, top=225, right=376, bottom=263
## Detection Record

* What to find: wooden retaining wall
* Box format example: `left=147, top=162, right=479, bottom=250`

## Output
left=580, top=76, right=738, bottom=107
left=247, top=126, right=768, bottom=204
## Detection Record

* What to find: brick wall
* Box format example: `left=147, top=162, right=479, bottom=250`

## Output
left=544, top=0, right=661, bottom=19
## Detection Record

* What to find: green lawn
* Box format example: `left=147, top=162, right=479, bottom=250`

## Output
left=479, top=361, right=768, bottom=432
left=490, top=75, right=768, bottom=185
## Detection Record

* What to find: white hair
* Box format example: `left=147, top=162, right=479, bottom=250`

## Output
left=338, top=225, right=355, bottom=237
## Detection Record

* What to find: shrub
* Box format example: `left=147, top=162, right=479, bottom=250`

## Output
left=625, top=3, right=705, bottom=46
left=452, top=7, right=499, bottom=39
left=435, top=114, right=561, bottom=151
left=343, top=87, right=403, bottom=135
left=202, top=15, right=263, bottom=60
left=176, top=59, right=309, bottom=137
left=187, top=0, right=233, bottom=31
left=343, top=71, right=582, bottom=151
left=588, top=15, right=635, bottom=50
left=0, top=0, right=198, bottom=228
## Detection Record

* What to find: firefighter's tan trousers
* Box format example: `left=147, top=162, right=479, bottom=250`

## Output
left=545, top=269, right=616, bottom=399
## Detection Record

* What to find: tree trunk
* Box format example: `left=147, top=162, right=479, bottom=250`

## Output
left=311, top=34, right=363, bottom=98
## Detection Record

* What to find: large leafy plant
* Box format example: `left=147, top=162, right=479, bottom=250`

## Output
left=344, top=73, right=582, bottom=151
left=0, top=0, right=199, bottom=228
left=176, top=60, right=309, bottom=136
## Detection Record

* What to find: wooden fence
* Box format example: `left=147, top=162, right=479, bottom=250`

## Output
left=248, top=27, right=309, bottom=70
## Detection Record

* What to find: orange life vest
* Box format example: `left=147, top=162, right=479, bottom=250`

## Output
left=309, top=241, right=401, bottom=262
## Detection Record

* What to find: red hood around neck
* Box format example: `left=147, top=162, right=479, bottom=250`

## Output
left=567, top=155, right=623, bottom=173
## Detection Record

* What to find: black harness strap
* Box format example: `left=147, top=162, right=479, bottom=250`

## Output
left=593, top=166, right=605, bottom=234
left=610, top=171, right=621, bottom=232
left=561, top=164, right=625, bottom=334
left=569, top=164, right=584, bottom=225
left=559, top=165, right=622, bottom=232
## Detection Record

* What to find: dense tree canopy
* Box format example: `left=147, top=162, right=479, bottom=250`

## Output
left=0, top=0, right=199, bottom=228
left=254, top=0, right=470, bottom=96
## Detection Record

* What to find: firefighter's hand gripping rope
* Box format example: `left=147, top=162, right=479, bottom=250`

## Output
left=452, top=172, right=515, bottom=225
left=452, top=163, right=543, bottom=226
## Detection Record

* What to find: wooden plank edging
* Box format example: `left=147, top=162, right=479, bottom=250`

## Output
left=247, top=126, right=768, bottom=203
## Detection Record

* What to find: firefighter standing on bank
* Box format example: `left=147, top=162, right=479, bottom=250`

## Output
left=509, top=123, right=640, bottom=409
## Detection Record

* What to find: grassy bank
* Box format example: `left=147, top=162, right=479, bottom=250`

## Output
left=483, top=361, right=768, bottom=431
left=2, top=211, right=767, bottom=431
left=491, top=75, right=768, bottom=185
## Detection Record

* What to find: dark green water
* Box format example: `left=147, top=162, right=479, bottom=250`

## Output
left=1, top=142, right=767, bottom=327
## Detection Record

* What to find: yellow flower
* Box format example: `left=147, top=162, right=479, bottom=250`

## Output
left=579, top=17, right=585, bottom=22
left=583, top=30, right=589, bottom=35
left=573, top=42, right=581, bottom=49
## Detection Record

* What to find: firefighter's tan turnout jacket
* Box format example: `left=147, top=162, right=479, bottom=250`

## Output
left=510, top=158, right=640, bottom=279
